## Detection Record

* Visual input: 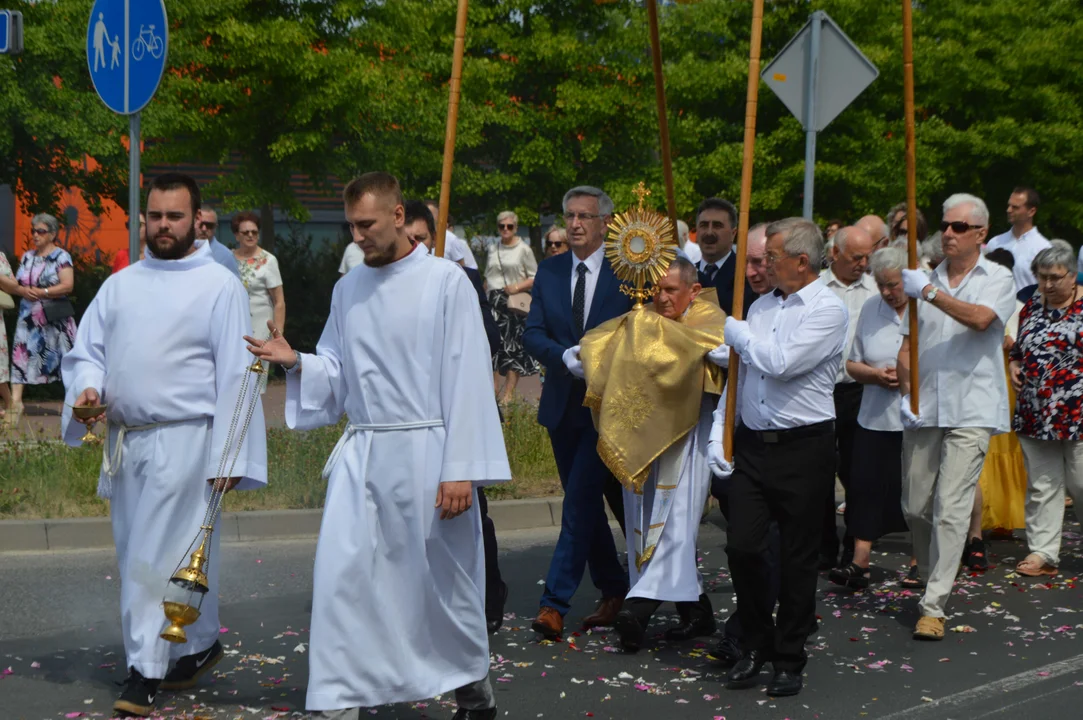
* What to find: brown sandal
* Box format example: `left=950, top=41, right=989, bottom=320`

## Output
left=1016, top=554, right=1058, bottom=577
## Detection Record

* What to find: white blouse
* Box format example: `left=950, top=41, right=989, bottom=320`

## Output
left=849, top=296, right=905, bottom=432
left=484, top=239, right=537, bottom=290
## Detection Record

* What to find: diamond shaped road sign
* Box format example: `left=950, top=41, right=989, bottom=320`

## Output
left=761, top=12, right=878, bottom=133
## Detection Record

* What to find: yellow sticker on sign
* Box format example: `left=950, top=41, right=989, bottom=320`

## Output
left=773, top=73, right=787, bottom=82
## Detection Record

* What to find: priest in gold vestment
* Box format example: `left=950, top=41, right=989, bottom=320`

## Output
left=572, top=257, right=726, bottom=652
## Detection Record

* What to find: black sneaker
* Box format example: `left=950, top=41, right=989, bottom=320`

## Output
left=113, top=668, right=160, bottom=717
left=159, top=640, right=224, bottom=690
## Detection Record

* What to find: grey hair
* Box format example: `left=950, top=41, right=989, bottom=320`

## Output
left=869, top=246, right=907, bottom=279
left=30, top=213, right=59, bottom=234
left=562, top=186, right=614, bottom=216
left=1032, top=239, right=1076, bottom=276
left=670, top=256, right=699, bottom=287
left=922, top=232, right=944, bottom=263
left=943, top=193, right=989, bottom=227
left=766, top=217, right=824, bottom=270
left=676, top=219, right=690, bottom=246
left=497, top=210, right=518, bottom=225
left=544, top=225, right=567, bottom=243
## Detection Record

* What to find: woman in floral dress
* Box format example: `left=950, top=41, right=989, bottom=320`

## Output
left=8, top=214, right=77, bottom=426
left=0, top=251, right=16, bottom=418
left=231, top=211, right=284, bottom=391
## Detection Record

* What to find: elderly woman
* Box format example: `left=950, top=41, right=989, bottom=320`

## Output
left=544, top=225, right=569, bottom=259
left=0, top=252, right=15, bottom=417
left=1009, top=241, right=1083, bottom=577
left=829, top=247, right=911, bottom=589
left=485, top=210, right=538, bottom=405
left=3, top=214, right=77, bottom=427
left=232, top=211, right=284, bottom=390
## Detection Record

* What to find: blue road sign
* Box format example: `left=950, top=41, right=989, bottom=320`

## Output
left=0, top=10, right=17, bottom=55
left=86, top=0, right=167, bottom=114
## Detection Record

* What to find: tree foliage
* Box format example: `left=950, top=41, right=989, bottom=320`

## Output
left=4, top=0, right=1082, bottom=239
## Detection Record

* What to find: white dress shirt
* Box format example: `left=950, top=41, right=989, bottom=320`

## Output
left=901, top=255, right=1016, bottom=432
left=822, top=267, right=878, bottom=384
left=985, top=226, right=1050, bottom=290
left=570, top=244, right=606, bottom=322
left=731, top=279, right=848, bottom=431
left=443, top=230, right=478, bottom=269
left=849, top=297, right=904, bottom=432
left=682, top=241, right=702, bottom=265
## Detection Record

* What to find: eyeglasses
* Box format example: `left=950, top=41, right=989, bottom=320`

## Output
left=764, top=252, right=790, bottom=266
left=1037, top=271, right=1071, bottom=284
left=31, top=227, right=51, bottom=236
left=548, top=241, right=566, bottom=248
left=201, top=221, right=217, bottom=230
left=940, top=220, right=984, bottom=234
left=498, top=223, right=516, bottom=230
left=563, top=212, right=602, bottom=223
left=237, top=230, right=259, bottom=237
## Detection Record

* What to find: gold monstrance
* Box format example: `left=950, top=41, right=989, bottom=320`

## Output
left=160, top=357, right=266, bottom=644
left=605, top=182, right=679, bottom=307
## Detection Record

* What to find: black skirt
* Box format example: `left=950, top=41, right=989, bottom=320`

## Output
left=488, top=289, right=539, bottom=377
left=846, top=426, right=909, bottom=541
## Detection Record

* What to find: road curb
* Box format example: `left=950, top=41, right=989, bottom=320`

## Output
left=0, top=496, right=565, bottom=553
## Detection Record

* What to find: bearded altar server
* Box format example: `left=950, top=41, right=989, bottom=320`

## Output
left=61, top=173, right=267, bottom=718
left=568, top=257, right=725, bottom=651
left=248, top=172, right=510, bottom=720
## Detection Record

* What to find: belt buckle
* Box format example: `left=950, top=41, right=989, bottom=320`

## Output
left=762, top=431, right=779, bottom=444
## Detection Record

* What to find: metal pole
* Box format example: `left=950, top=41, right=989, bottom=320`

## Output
left=801, top=11, right=822, bottom=220
left=435, top=0, right=470, bottom=259
left=646, top=0, right=678, bottom=233
left=129, top=112, right=140, bottom=262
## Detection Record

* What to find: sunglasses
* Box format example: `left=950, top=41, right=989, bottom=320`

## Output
left=237, top=229, right=259, bottom=237
left=940, top=220, right=984, bottom=234
left=31, top=227, right=51, bottom=235
left=548, top=241, right=566, bottom=248
left=499, top=223, right=516, bottom=230
left=201, top=221, right=217, bottom=230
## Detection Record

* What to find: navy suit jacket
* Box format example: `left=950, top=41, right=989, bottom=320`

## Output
left=698, top=253, right=755, bottom=317
left=523, top=251, right=633, bottom=430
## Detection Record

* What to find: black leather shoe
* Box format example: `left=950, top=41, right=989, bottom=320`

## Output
left=452, top=707, right=497, bottom=720
left=664, top=615, right=717, bottom=642
left=725, top=650, right=767, bottom=689
left=711, top=635, right=743, bottom=666
left=766, top=669, right=803, bottom=697
left=613, top=609, right=646, bottom=652
left=486, top=581, right=509, bottom=634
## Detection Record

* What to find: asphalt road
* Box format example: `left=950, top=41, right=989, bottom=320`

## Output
left=3, top=519, right=1083, bottom=720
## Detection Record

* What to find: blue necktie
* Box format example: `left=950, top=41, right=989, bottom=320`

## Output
left=573, top=263, right=587, bottom=337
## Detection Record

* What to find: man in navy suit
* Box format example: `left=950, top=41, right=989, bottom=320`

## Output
left=694, top=197, right=756, bottom=318
left=524, top=186, right=633, bottom=640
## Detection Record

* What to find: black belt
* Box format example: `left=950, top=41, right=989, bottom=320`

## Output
left=738, top=420, right=834, bottom=444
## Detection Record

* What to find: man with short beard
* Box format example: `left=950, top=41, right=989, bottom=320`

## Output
left=250, top=172, right=509, bottom=720
left=61, top=172, right=268, bottom=717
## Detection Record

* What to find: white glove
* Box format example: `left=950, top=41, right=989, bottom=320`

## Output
left=707, top=440, right=734, bottom=479
left=723, top=317, right=752, bottom=353
left=562, top=345, right=585, bottom=379
left=902, top=269, right=930, bottom=299
left=707, top=343, right=731, bottom=368
left=900, top=394, right=924, bottom=430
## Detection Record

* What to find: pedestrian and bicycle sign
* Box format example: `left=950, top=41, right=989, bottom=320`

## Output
left=1, top=9, right=23, bottom=55
left=86, top=0, right=168, bottom=114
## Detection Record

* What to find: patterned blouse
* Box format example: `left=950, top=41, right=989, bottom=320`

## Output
left=1010, top=293, right=1083, bottom=440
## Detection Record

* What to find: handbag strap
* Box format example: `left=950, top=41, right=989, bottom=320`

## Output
left=496, top=241, right=511, bottom=290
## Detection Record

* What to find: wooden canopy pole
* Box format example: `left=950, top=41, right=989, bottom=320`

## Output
left=902, top=0, right=919, bottom=412
left=434, top=0, right=470, bottom=258
left=646, top=0, right=678, bottom=232
left=722, top=0, right=766, bottom=462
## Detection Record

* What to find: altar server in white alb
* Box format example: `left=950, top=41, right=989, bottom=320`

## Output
left=247, top=172, right=510, bottom=720
left=62, top=173, right=267, bottom=718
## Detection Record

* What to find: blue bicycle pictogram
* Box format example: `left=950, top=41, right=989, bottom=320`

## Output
left=131, top=23, right=162, bottom=61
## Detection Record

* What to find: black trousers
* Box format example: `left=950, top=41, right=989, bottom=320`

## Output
left=476, top=488, right=504, bottom=616
left=625, top=594, right=713, bottom=628
left=727, top=422, right=835, bottom=672
left=717, top=489, right=781, bottom=641
left=822, top=383, right=863, bottom=562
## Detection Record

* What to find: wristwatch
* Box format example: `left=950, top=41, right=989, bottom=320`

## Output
left=924, top=286, right=938, bottom=303
left=284, top=353, right=302, bottom=375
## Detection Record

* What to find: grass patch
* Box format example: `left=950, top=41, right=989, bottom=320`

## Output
left=1, top=402, right=561, bottom=519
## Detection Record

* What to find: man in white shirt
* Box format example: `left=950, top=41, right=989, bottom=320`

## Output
left=744, top=223, right=771, bottom=296
left=710, top=217, right=847, bottom=697
left=897, top=193, right=1016, bottom=642
left=819, top=226, right=878, bottom=569
left=676, top=219, right=702, bottom=264
left=425, top=200, right=478, bottom=269
left=193, top=207, right=243, bottom=280
left=985, top=187, right=1050, bottom=290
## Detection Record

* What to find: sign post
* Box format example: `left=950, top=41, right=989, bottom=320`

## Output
left=761, top=11, right=878, bottom=219
left=0, top=10, right=23, bottom=55
left=86, top=0, right=167, bottom=263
